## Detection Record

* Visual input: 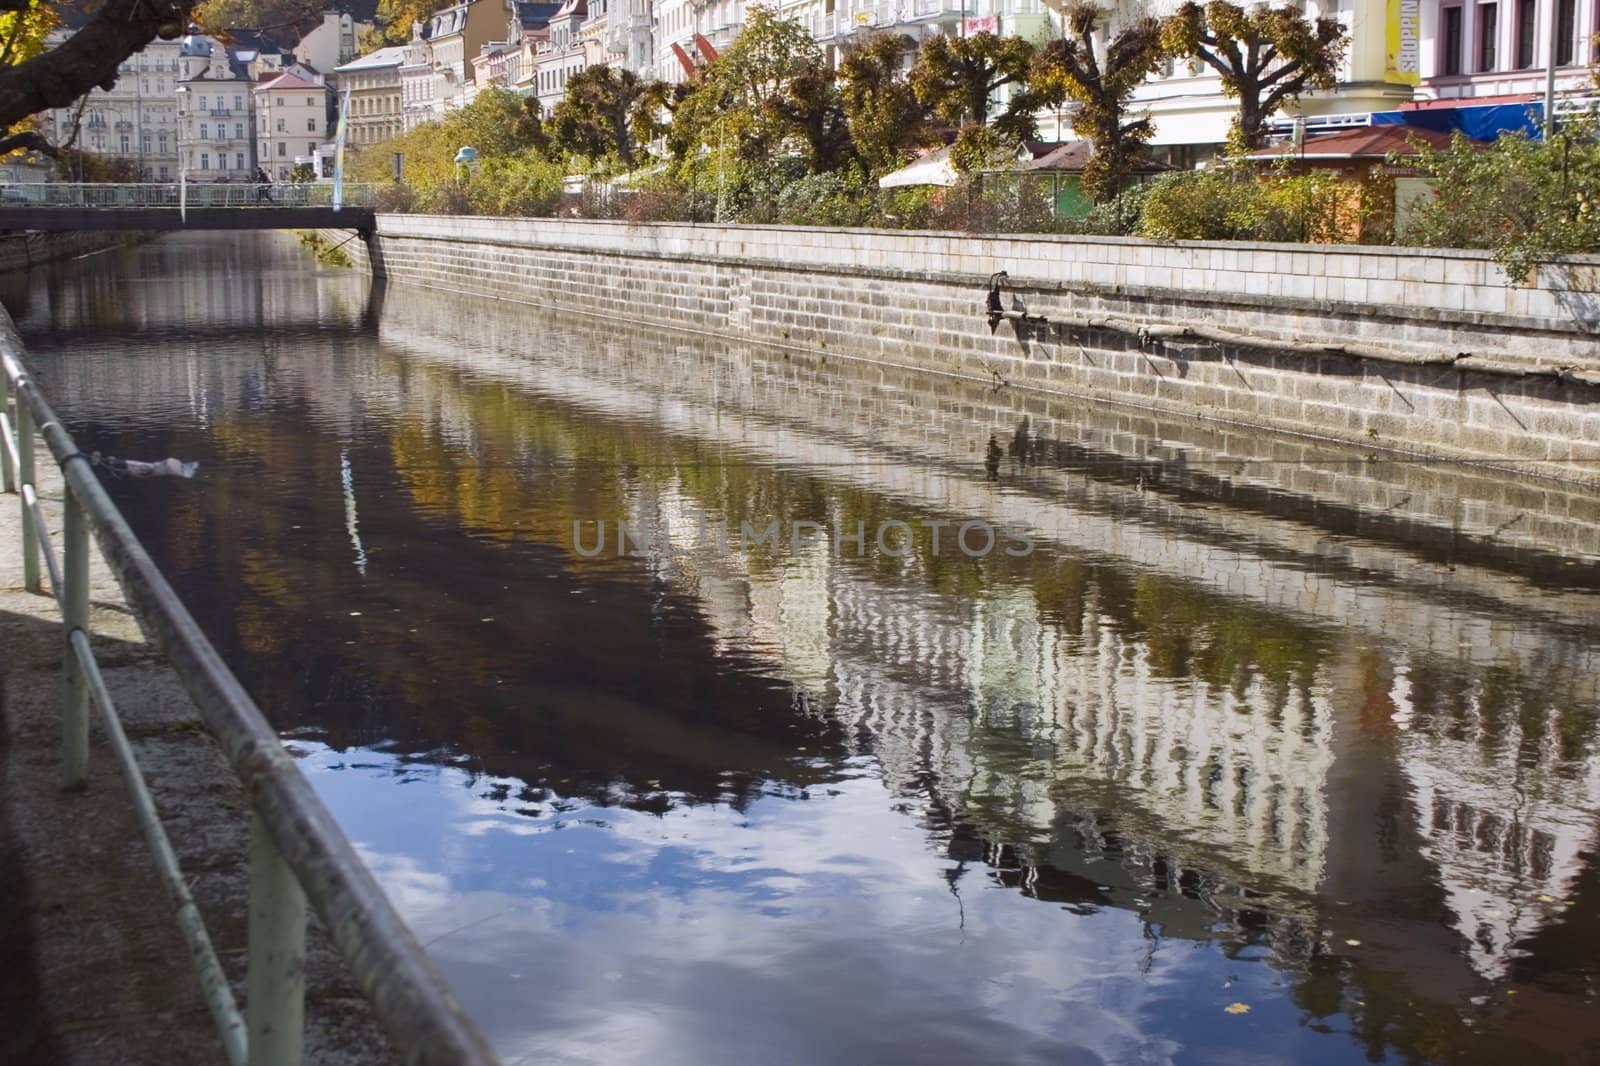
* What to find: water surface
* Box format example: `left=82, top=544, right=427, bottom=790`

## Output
left=8, top=232, right=1600, bottom=1065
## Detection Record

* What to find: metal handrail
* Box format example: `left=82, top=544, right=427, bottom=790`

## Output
left=0, top=183, right=382, bottom=209
left=1, top=312, right=497, bottom=1066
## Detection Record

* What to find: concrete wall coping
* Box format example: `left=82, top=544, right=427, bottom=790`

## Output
left=377, top=212, right=1600, bottom=266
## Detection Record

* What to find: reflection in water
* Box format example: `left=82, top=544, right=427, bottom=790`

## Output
left=10, top=233, right=1600, bottom=1065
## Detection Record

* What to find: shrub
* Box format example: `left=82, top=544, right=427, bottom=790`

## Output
left=1138, top=163, right=1365, bottom=243
left=1082, top=181, right=1151, bottom=235
left=775, top=170, right=876, bottom=226
left=467, top=152, right=564, bottom=217
left=1138, top=165, right=1253, bottom=241
left=1405, top=122, right=1600, bottom=280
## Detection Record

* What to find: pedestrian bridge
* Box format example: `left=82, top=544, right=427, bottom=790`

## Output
left=0, top=182, right=377, bottom=233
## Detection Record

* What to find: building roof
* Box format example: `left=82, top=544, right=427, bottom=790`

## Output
left=225, top=28, right=289, bottom=55
left=1248, top=124, right=1460, bottom=160
left=513, top=1, right=562, bottom=30
left=335, top=44, right=409, bottom=71
left=256, top=71, right=325, bottom=93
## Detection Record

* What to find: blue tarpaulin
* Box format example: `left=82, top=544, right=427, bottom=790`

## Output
left=1370, top=102, right=1543, bottom=140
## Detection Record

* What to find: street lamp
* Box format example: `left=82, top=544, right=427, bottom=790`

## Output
left=454, top=145, right=479, bottom=188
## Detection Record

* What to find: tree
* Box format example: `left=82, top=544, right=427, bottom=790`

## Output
left=909, top=31, right=1038, bottom=141
left=1160, top=1, right=1346, bottom=151
left=1031, top=2, right=1167, bottom=202
left=765, top=60, right=855, bottom=173
left=669, top=5, right=824, bottom=164
left=192, top=0, right=321, bottom=38
left=839, top=33, right=933, bottom=175
left=368, top=0, right=453, bottom=45
left=550, top=66, right=661, bottom=168
left=0, top=0, right=194, bottom=155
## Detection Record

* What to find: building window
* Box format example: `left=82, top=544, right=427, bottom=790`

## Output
left=1478, top=2, right=1498, bottom=70
left=199, top=95, right=207, bottom=109
left=1516, top=0, right=1536, bottom=67
left=277, top=96, right=284, bottom=106
left=1442, top=6, right=1464, bottom=74
left=308, top=141, right=316, bottom=153
left=236, top=123, right=244, bottom=138
left=307, top=117, right=316, bottom=131
left=120, top=134, right=130, bottom=153
left=199, top=122, right=208, bottom=139
left=159, top=165, right=170, bottom=179
left=278, top=141, right=286, bottom=156
left=200, top=152, right=210, bottom=170
left=1557, top=0, right=1577, bottom=63
left=234, top=94, right=242, bottom=110
left=236, top=151, right=244, bottom=169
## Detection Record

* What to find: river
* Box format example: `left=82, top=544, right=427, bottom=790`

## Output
left=6, top=231, right=1600, bottom=1065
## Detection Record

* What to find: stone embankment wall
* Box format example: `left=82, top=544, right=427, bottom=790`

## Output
left=0, top=231, right=144, bottom=274
left=342, top=216, right=1600, bottom=485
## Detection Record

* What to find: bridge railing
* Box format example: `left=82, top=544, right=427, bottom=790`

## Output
left=0, top=317, right=496, bottom=1065
left=0, top=182, right=380, bottom=209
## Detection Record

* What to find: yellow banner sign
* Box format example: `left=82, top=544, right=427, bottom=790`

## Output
left=1386, top=0, right=1421, bottom=85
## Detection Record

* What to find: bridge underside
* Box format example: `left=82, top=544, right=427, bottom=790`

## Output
left=0, top=207, right=374, bottom=233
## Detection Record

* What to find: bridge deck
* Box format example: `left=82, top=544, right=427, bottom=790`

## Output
left=0, top=206, right=375, bottom=233
left=0, top=183, right=378, bottom=233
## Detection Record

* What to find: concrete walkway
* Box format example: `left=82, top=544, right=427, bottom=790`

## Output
left=0, top=443, right=396, bottom=1064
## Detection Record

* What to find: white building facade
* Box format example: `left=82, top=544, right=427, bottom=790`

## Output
left=176, top=32, right=258, bottom=181
left=254, top=71, right=331, bottom=179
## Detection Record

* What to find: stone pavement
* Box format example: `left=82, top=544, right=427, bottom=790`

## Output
left=0, top=440, right=396, bottom=1065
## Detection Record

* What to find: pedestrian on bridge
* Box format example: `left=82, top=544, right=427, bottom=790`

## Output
left=254, top=168, right=274, bottom=205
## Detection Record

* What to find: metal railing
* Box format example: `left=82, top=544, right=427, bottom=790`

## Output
left=0, top=317, right=496, bottom=1066
left=0, top=183, right=381, bottom=209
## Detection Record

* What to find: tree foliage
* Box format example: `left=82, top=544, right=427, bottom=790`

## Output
left=368, top=0, right=454, bottom=45
left=908, top=31, right=1037, bottom=140
left=838, top=33, right=933, bottom=176
left=549, top=66, right=662, bottom=168
left=1032, top=2, right=1166, bottom=201
left=353, top=88, right=556, bottom=212
left=671, top=5, right=824, bottom=165
left=192, top=0, right=321, bottom=38
left=766, top=59, right=856, bottom=173
left=1160, top=1, right=1346, bottom=150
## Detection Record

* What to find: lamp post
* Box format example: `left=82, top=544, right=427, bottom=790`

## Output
left=454, top=145, right=480, bottom=189
left=1543, top=0, right=1558, bottom=138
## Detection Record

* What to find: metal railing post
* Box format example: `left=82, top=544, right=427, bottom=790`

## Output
left=1, top=375, right=14, bottom=494
left=61, top=487, right=90, bottom=790
left=247, top=813, right=307, bottom=1066
left=17, top=397, right=38, bottom=592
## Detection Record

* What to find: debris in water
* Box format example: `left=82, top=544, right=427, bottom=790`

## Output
left=1224, top=1003, right=1251, bottom=1015
left=92, top=451, right=199, bottom=479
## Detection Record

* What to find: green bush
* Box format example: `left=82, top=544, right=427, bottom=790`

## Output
left=1405, top=122, right=1600, bottom=280
left=1082, top=181, right=1151, bottom=235
left=467, top=152, right=564, bottom=217
left=1138, top=164, right=1365, bottom=243
left=1138, top=166, right=1254, bottom=241
left=774, top=170, right=876, bottom=226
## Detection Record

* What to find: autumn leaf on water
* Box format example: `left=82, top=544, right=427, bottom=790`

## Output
left=1224, top=1002, right=1251, bottom=1015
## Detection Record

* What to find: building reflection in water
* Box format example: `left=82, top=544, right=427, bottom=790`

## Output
left=10, top=232, right=1600, bottom=1064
